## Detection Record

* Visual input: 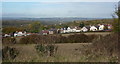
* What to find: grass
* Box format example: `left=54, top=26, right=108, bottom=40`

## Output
left=2, top=33, right=118, bottom=62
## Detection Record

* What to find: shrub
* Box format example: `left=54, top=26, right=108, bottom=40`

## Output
left=87, top=34, right=99, bottom=42
left=20, top=35, right=58, bottom=44
left=55, top=35, right=67, bottom=43
left=72, top=34, right=88, bottom=43
left=85, top=34, right=119, bottom=57
left=112, top=6, right=120, bottom=33
left=19, top=34, right=98, bottom=44
left=20, top=35, right=47, bottom=44
left=79, top=34, right=119, bottom=62
left=2, top=37, right=16, bottom=44
left=66, top=34, right=98, bottom=43
left=35, top=44, right=58, bottom=57
left=95, top=34, right=118, bottom=55
left=35, top=44, right=46, bottom=53
left=2, top=46, right=19, bottom=61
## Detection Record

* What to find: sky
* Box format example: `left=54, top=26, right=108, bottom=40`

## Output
left=2, top=0, right=120, bottom=2
left=2, top=2, right=118, bottom=18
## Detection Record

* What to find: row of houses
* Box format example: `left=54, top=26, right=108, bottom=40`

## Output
left=59, top=24, right=112, bottom=33
left=3, top=24, right=112, bottom=37
left=4, top=31, right=36, bottom=37
left=41, top=24, right=112, bottom=35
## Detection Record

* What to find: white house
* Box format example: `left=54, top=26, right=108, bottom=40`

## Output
left=17, top=31, right=23, bottom=36
left=67, top=27, right=71, bottom=30
left=14, top=33, right=18, bottom=37
left=99, top=24, right=105, bottom=31
left=107, top=24, right=112, bottom=30
left=81, top=27, right=88, bottom=32
left=75, top=30, right=81, bottom=32
left=72, top=28, right=77, bottom=32
left=23, top=31, right=27, bottom=36
left=14, top=31, right=27, bottom=37
left=4, top=34, right=10, bottom=37
left=66, top=27, right=72, bottom=33
left=49, top=31, right=54, bottom=34
left=90, top=26, right=98, bottom=31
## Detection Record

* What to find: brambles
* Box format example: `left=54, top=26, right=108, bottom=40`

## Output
left=19, top=34, right=98, bottom=44
left=81, top=34, right=119, bottom=62
left=2, top=37, right=16, bottom=44
left=35, top=44, right=58, bottom=57
left=92, top=34, right=118, bottom=56
left=57, top=34, right=98, bottom=43
left=67, top=34, right=88, bottom=43
left=19, top=35, right=58, bottom=44
left=2, top=46, right=19, bottom=61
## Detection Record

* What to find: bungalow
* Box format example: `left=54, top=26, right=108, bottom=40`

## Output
left=49, top=30, right=54, bottom=34
left=14, top=31, right=27, bottom=37
left=42, top=30, right=49, bottom=35
left=98, top=24, right=105, bottom=31
left=90, top=26, right=98, bottom=31
left=107, top=24, right=112, bottom=30
left=81, top=27, right=88, bottom=32
left=4, top=34, right=11, bottom=37
left=17, top=31, right=23, bottom=36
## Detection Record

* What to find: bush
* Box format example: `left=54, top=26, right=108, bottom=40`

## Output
left=79, top=34, right=119, bottom=62
left=67, top=34, right=88, bottom=43
left=55, top=34, right=98, bottom=43
left=19, top=34, right=98, bottom=44
left=93, top=34, right=119, bottom=56
left=20, top=35, right=58, bottom=44
left=87, top=34, right=119, bottom=57
left=2, top=46, right=19, bottom=61
left=112, top=6, right=120, bottom=33
left=2, top=37, right=16, bottom=44
left=35, top=44, right=58, bottom=57
left=19, top=35, right=39, bottom=44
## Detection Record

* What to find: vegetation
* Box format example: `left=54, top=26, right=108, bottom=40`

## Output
left=35, top=44, right=58, bottom=57
left=25, top=21, right=42, bottom=33
left=81, top=34, right=119, bottom=62
left=2, top=19, right=114, bottom=33
left=112, top=7, right=120, bottom=33
left=79, top=22, right=85, bottom=28
left=64, top=19, right=114, bottom=27
left=2, top=46, right=19, bottom=61
left=18, top=34, right=98, bottom=44
left=2, top=37, right=16, bottom=44
left=19, top=35, right=56, bottom=44
left=2, top=27, right=25, bottom=34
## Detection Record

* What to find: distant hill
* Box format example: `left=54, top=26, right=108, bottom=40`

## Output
left=2, top=17, right=112, bottom=27
left=2, top=17, right=110, bottom=25
left=2, top=17, right=109, bottom=22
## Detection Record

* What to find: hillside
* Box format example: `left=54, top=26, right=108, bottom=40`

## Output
left=2, top=18, right=114, bottom=27
left=64, top=19, right=114, bottom=27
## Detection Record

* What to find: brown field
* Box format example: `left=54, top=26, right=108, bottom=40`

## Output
left=3, top=43, right=92, bottom=62
left=3, top=42, right=113, bottom=62
left=2, top=32, right=117, bottom=62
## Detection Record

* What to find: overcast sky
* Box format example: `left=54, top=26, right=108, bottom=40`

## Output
left=2, top=2, right=118, bottom=18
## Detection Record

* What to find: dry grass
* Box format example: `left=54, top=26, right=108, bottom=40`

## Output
left=2, top=32, right=118, bottom=62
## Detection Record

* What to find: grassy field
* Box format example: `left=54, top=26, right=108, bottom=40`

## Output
left=3, top=42, right=117, bottom=62
left=3, top=43, right=94, bottom=62
left=2, top=32, right=118, bottom=62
